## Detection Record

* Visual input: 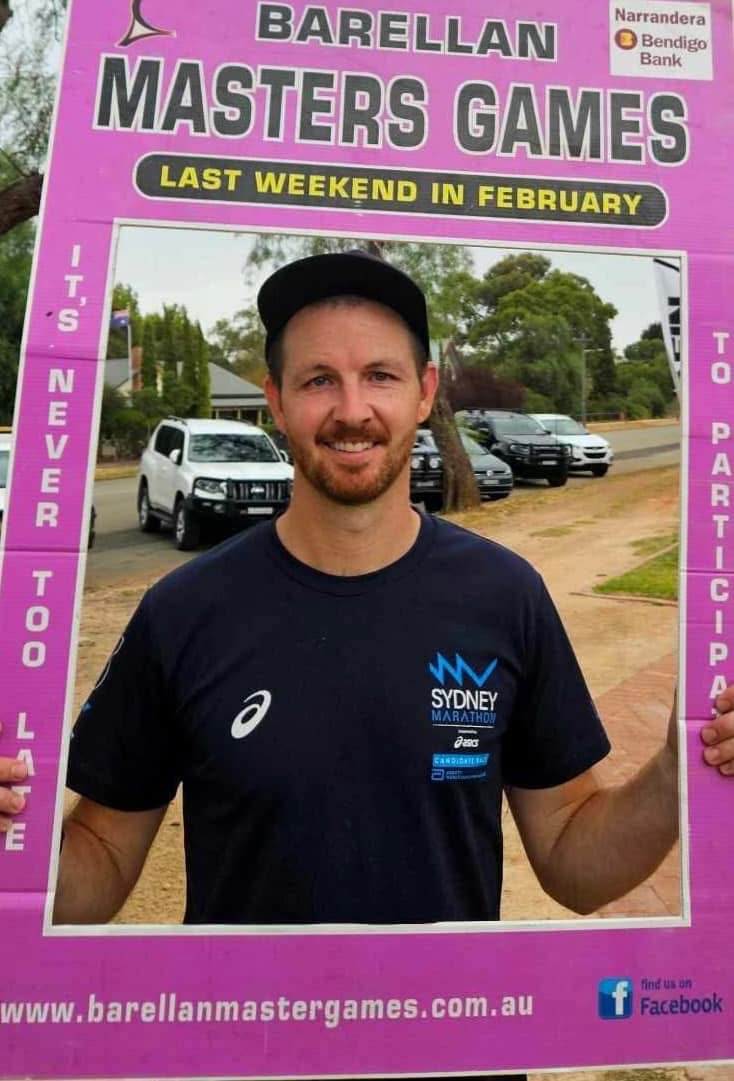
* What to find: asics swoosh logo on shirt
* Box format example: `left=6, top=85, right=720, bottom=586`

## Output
left=231, top=690, right=272, bottom=739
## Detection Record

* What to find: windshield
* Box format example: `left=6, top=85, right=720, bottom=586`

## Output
left=491, top=416, right=545, bottom=436
left=188, top=434, right=279, bottom=463
left=459, top=432, right=486, bottom=456
left=0, top=450, right=9, bottom=487
left=413, top=431, right=436, bottom=451
left=539, top=417, right=586, bottom=436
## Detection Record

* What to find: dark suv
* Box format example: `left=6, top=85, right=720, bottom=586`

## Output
left=410, top=428, right=513, bottom=511
left=460, top=410, right=570, bottom=487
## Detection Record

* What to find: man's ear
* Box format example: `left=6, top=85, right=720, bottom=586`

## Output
left=417, top=363, right=439, bottom=424
left=264, top=374, right=285, bottom=432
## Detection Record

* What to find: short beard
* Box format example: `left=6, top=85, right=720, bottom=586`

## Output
left=290, top=428, right=415, bottom=506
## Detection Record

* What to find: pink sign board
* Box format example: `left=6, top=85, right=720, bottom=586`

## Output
left=1, top=0, right=733, bottom=1076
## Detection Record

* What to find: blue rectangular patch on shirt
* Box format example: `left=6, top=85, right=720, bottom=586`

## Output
left=432, top=754, right=489, bottom=768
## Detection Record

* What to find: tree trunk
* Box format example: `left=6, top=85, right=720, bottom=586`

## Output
left=0, top=3, right=11, bottom=33
left=430, top=343, right=480, bottom=512
left=0, top=173, right=43, bottom=237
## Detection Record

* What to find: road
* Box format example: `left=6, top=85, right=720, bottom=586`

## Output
left=86, top=422, right=681, bottom=587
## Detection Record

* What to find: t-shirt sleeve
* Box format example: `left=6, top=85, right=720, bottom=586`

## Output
left=66, top=594, right=181, bottom=811
left=502, top=574, right=611, bottom=789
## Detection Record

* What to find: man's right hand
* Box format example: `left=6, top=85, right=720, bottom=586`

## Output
left=0, top=753, right=28, bottom=832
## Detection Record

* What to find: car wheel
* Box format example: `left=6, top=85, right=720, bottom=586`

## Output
left=547, top=471, right=568, bottom=488
left=591, top=464, right=609, bottom=477
left=138, top=483, right=160, bottom=533
left=174, top=499, right=201, bottom=551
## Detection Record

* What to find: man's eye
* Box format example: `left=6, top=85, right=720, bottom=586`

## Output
left=306, top=375, right=332, bottom=388
left=370, top=371, right=395, bottom=382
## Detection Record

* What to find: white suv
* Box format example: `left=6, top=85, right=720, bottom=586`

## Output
left=0, top=430, right=10, bottom=529
left=529, top=414, right=614, bottom=477
left=138, top=418, right=293, bottom=549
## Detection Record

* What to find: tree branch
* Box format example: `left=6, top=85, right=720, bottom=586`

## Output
left=0, top=3, right=12, bottom=34
left=0, top=172, right=43, bottom=236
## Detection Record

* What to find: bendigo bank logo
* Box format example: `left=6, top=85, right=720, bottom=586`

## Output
left=614, top=28, right=638, bottom=50
left=118, top=1, right=174, bottom=47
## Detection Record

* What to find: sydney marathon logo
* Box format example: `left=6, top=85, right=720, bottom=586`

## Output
left=428, top=652, right=500, bottom=727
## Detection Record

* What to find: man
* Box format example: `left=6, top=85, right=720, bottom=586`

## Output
left=0, top=251, right=732, bottom=1075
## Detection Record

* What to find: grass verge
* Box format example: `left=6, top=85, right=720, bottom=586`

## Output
left=594, top=537, right=678, bottom=602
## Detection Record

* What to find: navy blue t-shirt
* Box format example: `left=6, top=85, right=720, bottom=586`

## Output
left=68, top=513, right=609, bottom=926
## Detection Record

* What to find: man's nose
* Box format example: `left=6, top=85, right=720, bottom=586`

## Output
left=331, top=379, right=374, bottom=426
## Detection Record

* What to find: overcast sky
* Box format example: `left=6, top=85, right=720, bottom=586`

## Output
left=114, top=226, right=672, bottom=354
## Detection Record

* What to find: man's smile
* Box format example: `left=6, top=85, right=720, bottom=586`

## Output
left=326, top=440, right=380, bottom=454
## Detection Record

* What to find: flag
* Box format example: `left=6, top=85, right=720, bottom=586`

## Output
left=110, top=309, right=130, bottom=329
left=653, top=258, right=681, bottom=396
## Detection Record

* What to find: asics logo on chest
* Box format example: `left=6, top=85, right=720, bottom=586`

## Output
left=231, top=691, right=272, bottom=739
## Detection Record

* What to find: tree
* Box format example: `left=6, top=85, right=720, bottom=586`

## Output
left=209, top=307, right=267, bottom=385
left=179, top=314, right=197, bottom=400
left=617, top=322, right=677, bottom=418
left=0, top=218, right=33, bottom=422
left=0, top=1, right=67, bottom=236
left=194, top=322, right=211, bottom=418
left=106, top=283, right=140, bottom=359
left=141, top=316, right=158, bottom=389
left=466, top=254, right=618, bottom=417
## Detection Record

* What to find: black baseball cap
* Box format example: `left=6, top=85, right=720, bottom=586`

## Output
left=257, top=249, right=430, bottom=360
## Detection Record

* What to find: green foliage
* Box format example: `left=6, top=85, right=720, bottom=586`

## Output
left=130, top=386, right=165, bottom=428
left=465, top=254, right=617, bottom=414
left=209, top=306, right=266, bottom=385
left=180, top=315, right=197, bottom=396
left=0, top=219, right=33, bottom=422
left=141, top=317, right=158, bottom=389
left=194, top=322, right=211, bottom=417
left=618, top=322, right=677, bottom=418
left=0, top=1, right=67, bottom=173
left=106, top=283, right=140, bottom=359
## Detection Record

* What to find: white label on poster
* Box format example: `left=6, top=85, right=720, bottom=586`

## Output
left=610, top=0, right=713, bottom=80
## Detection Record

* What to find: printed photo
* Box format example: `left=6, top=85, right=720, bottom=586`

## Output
left=52, top=226, right=685, bottom=930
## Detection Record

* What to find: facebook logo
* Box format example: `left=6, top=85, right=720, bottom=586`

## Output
left=598, top=978, right=633, bottom=1019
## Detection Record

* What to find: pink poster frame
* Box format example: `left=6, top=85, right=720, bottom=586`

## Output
left=1, top=1, right=733, bottom=1076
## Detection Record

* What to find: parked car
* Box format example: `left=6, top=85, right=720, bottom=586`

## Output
left=458, top=410, right=570, bottom=486
left=137, top=417, right=294, bottom=550
left=0, top=430, right=10, bottom=530
left=410, top=428, right=513, bottom=510
left=0, top=429, right=96, bottom=547
left=528, top=413, right=614, bottom=477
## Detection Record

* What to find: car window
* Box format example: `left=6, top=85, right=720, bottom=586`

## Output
left=188, top=434, right=280, bottom=463
left=170, top=428, right=185, bottom=455
left=491, top=416, right=545, bottom=436
left=459, top=433, right=485, bottom=456
left=0, top=449, right=9, bottom=486
left=154, top=425, right=175, bottom=456
left=548, top=418, right=586, bottom=435
left=413, top=431, right=437, bottom=451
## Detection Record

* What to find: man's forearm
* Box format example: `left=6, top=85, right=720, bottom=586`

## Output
left=53, top=817, right=134, bottom=924
left=537, top=748, right=679, bottom=914
left=52, top=798, right=166, bottom=924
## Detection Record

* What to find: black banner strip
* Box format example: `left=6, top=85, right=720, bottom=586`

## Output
left=135, top=154, right=667, bottom=227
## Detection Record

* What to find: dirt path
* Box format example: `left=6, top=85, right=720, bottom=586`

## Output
left=67, top=465, right=728, bottom=1081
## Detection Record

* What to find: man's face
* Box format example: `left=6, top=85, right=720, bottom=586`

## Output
left=265, top=298, right=437, bottom=506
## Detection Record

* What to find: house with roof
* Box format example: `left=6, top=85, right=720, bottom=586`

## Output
left=104, top=357, right=268, bottom=425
